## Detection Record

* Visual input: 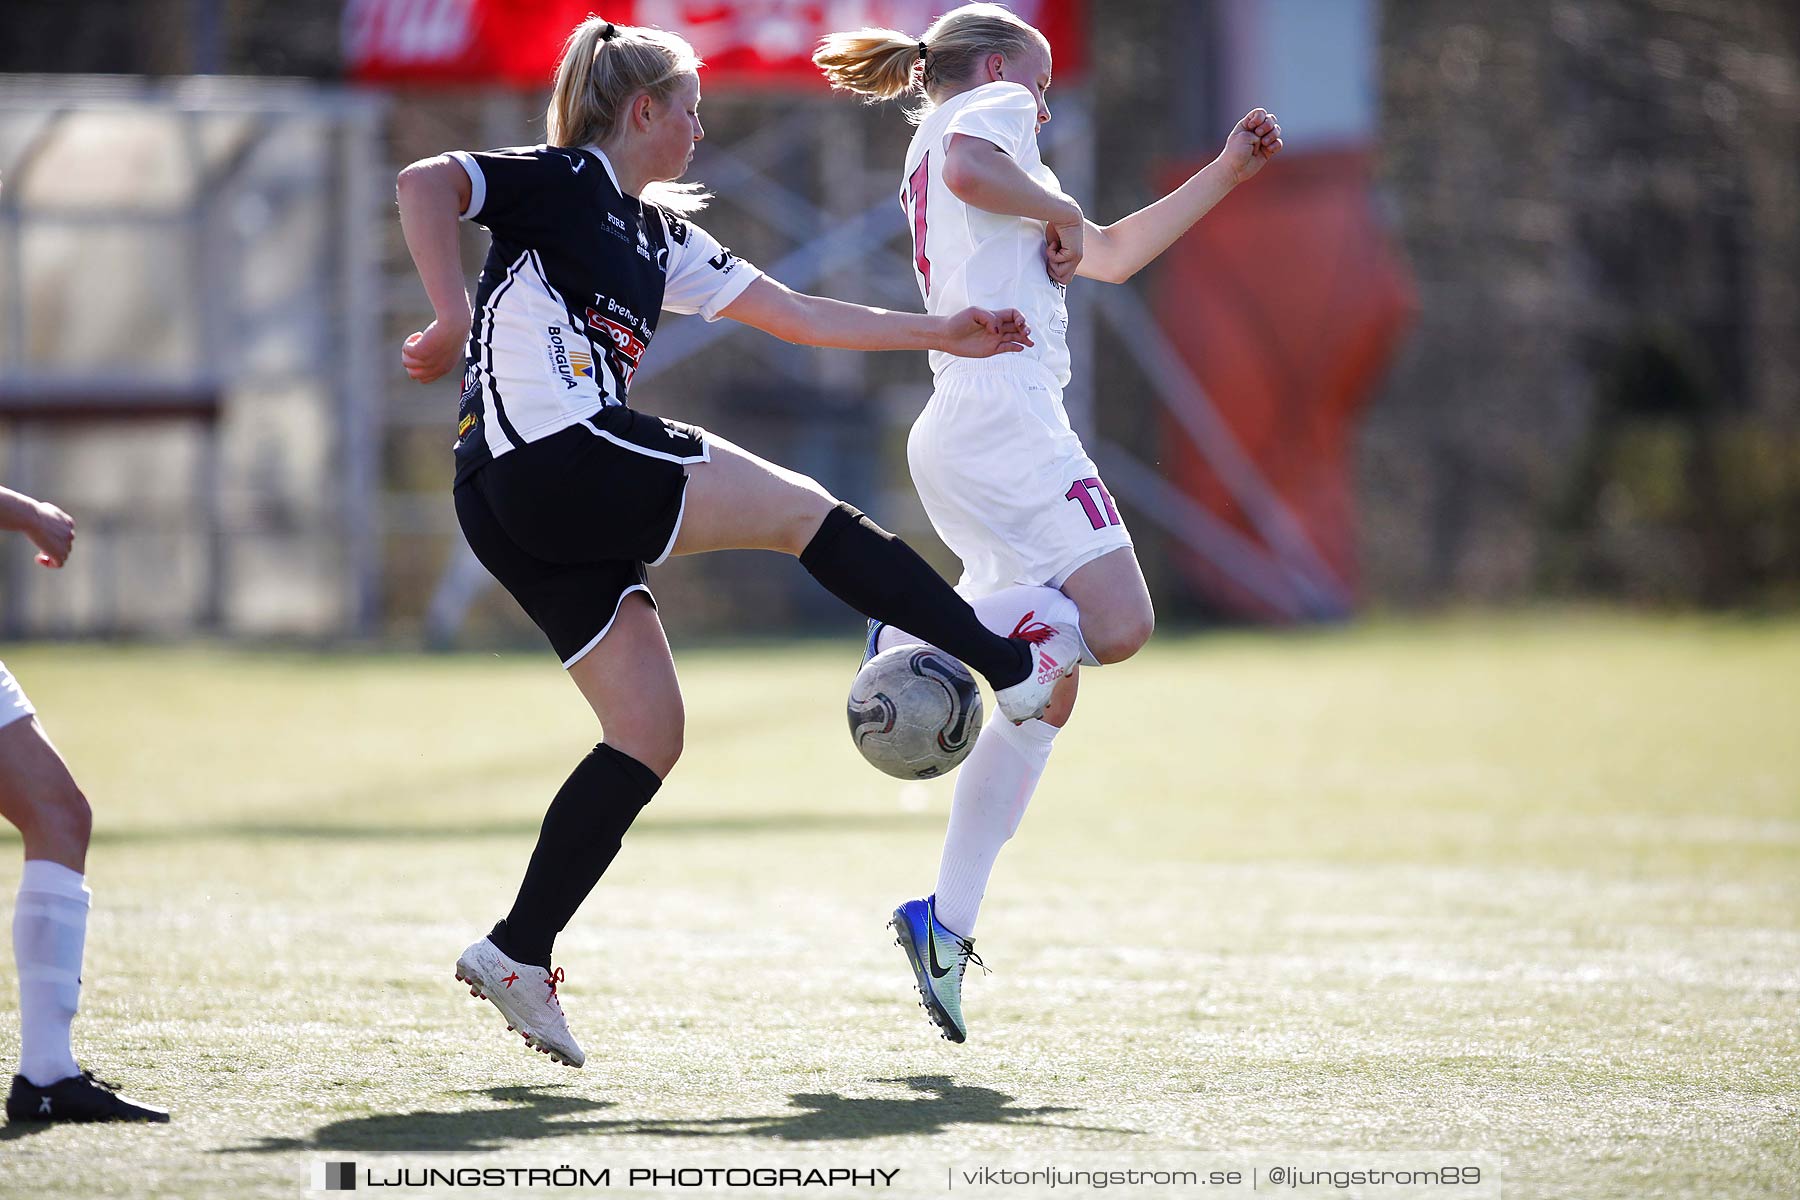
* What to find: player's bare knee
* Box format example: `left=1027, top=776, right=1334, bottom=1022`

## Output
left=782, top=487, right=834, bottom=556
left=631, top=734, right=682, bottom=780
left=1088, top=606, right=1155, bottom=664
left=652, top=722, right=685, bottom=777
left=1121, top=605, right=1156, bottom=658
left=611, top=710, right=683, bottom=779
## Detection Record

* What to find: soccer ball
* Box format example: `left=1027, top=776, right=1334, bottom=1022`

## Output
left=846, top=645, right=984, bottom=780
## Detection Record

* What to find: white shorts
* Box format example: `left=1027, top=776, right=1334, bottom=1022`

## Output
left=0, top=661, right=36, bottom=731
left=908, top=358, right=1132, bottom=600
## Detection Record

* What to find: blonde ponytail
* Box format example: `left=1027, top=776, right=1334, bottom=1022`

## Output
left=812, top=28, right=923, bottom=103
left=545, top=15, right=711, bottom=214
left=815, top=4, right=1050, bottom=122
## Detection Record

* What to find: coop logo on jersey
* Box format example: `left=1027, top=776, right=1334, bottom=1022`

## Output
left=544, top=324, right=590, bottom=390
left=584, top=303, right=649, bottom=390
left=590, top=294, right=649, bottom=337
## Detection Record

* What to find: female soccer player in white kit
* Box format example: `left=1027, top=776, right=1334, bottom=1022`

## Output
left=0, top=486, right=167, bottom=1122
left=816, top=3, right=1282, bottom=1043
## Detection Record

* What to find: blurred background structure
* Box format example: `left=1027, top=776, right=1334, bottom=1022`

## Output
left=1, top=0, right=1795, bottom=646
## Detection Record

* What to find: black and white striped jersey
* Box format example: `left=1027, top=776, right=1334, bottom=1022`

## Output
left=446, top=144, right=761, bottom=484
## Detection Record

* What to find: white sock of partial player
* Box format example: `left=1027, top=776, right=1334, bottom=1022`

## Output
left=931, top=715, right=1059, bottom=938
left=876, top=584, right=1079, bottom=936
left=878, top=584, right=1086, bottom=658
left=13, top=858, right=89, bottom=1087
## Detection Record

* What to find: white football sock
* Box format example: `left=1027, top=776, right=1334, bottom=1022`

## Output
left=931, top=715, right=1059, bottom=937
left=13, top=858, right=89, bottom=1087
left=877, top=584, right=1080, bottom=936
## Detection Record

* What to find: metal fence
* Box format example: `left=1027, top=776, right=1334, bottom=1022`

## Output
left=0, top=76, right=385, bottom=638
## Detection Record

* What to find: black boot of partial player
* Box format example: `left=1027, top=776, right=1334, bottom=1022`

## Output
left=6, top=1071, right=170, bottom=1123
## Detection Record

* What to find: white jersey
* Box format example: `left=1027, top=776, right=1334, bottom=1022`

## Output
left=902, top=82, right=1071, bottom=386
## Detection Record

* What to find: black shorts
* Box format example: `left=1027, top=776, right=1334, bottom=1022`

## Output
left=454, top=407, right=710, bottom=666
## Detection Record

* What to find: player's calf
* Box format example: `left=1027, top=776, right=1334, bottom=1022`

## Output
left=32, top=785, right=91, bottom=867
left=1041, top=667, right=1079, bottom=727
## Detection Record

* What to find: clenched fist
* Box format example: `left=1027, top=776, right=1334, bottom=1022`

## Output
left=1216, top=109, right=1283, bottom=185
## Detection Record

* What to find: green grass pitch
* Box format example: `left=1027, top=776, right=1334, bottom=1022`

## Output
left=0, top=613, right=1796, bottom=1198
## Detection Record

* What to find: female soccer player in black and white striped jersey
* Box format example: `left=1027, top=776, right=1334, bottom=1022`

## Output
left=395, top=15, right=1082, bottom=1068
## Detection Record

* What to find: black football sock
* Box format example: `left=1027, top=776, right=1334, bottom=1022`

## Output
left=799, top=503, right=1031, bottom=688
left=488, top=743, right=662, bottom=969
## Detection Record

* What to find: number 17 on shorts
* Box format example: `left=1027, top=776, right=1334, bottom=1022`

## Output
left=1064, top=476, right=1121, bottom=530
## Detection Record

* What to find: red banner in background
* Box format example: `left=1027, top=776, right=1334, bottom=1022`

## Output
left=347, top=0, right=1086, bottom=88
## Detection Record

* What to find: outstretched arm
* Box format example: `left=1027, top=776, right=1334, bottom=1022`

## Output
left=0, top=485, right=74, bottom=568
left=1075, top=109, right=1283, bottom=285
left=718, top=276, right=1033, bottom=358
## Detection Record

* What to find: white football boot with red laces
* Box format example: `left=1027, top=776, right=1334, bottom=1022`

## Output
left=991, top=616, right=1081, bottom=724
left=454, top=937, right=585, bottom=1067
left=862, top=613, right=1080, bottom=724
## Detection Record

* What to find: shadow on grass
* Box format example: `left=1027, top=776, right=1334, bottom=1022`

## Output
left=629, top=1075, right=1135, bottom=1142
left=232, top=1086, right=620, bottom=1153
left=225, top=1076, right=1132, bottom=1153
left=90, top=811, right=934, bottom=846
left=0, top=1121, right=56, bottom=1143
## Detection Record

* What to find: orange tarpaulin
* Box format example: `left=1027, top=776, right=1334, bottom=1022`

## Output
left=1151, top=149, right=1414, bottom=621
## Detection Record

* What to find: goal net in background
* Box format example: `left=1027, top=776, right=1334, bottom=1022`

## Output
left=0, top=76, right=385, bottom=639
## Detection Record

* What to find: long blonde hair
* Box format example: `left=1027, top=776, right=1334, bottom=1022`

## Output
left=546, top=16, right=709, bottom=213
left=813, top=2, right=1049, bottom=122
